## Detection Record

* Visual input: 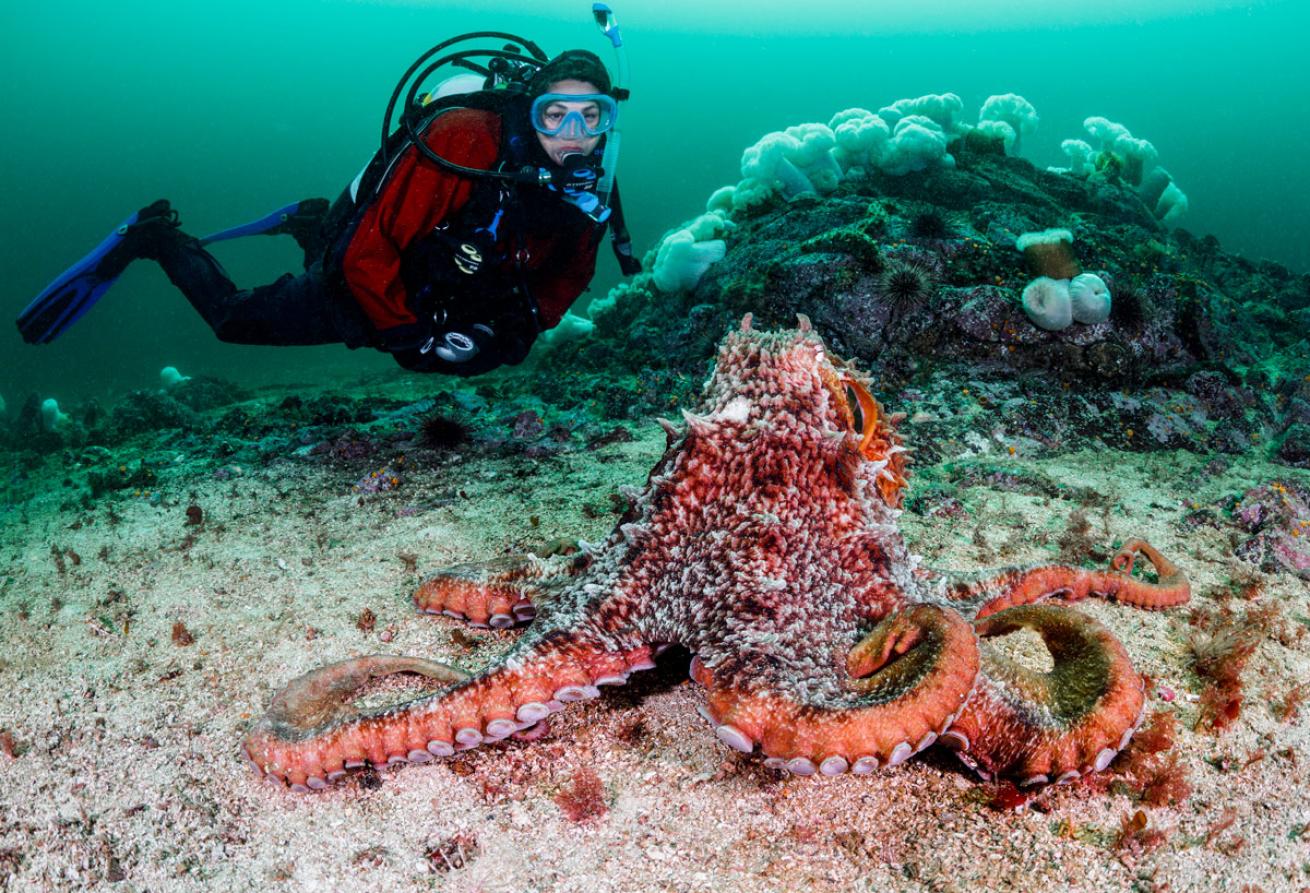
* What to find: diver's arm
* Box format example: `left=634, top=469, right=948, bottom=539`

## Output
left=341, top=111, right=502, bottom=349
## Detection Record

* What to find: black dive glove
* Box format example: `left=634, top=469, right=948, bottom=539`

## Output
left=613, top=238, right=642, bottom=276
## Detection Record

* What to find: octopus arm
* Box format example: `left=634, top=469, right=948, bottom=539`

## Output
left=943, top=604, right=1145, bottom=786
left=413, top=552, right=581, bottom=628
left=243, top=632, right=653, bottom=791
left=694, top=605, right=979, bottom=776
left=938, top=538, right=1190, bottom=620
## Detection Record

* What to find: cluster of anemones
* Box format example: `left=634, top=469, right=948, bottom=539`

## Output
left=1015, top=229, right=1112, bottom=331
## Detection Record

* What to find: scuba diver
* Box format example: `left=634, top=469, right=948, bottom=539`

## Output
left=16, top=8, right=640, bottom=377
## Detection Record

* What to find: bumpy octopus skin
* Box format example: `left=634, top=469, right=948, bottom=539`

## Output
left=243, top=316, right=1189, bottom=792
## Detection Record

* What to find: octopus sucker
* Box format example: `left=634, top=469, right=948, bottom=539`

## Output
left=413, top=554, right=557, bottom=627
left=245, top=320, right=1188, bottom=792
left=947, top=605, right=1146, bottom=779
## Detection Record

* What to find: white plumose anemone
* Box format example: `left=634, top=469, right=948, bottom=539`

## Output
left=1069, top=273, right=1112, bottom=324
left=1021, top=277, right=1074, bottom=331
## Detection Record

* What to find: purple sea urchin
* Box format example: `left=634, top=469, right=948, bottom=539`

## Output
left=1113, top=282, right=1149, bottom=329
left=419, top=414, right=470, bottom=450
left=879, top=261, right=935, bottom=315
left=909, top=210, right=951, bottom=241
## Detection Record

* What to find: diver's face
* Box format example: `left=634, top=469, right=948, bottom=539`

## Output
left=534, top=79, right=603, bottom=166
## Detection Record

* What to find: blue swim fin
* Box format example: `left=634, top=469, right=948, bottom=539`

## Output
left=16, top=208, right=144, bottom=345
left=199, top=201, right=306, bottom=246
left=200, top=198, right=330, bottom=258
left=18, top=197, right=325, bottom=345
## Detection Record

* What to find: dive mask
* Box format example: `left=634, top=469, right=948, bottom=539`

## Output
left=530, top=93, right=617, bottom=138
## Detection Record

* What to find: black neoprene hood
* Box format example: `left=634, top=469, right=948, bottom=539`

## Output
left=527, top=49, right=612, bottom=97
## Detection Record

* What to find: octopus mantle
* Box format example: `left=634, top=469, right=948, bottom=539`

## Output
left=244, top=316, right=1189, bottom=791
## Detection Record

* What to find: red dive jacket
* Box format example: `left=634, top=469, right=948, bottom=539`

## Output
left=340, top=108, right=601, bottom=348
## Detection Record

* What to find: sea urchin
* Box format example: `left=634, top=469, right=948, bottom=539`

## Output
left=878, top=261, right=935, bottom=315
left=909, top=210, right=950, bottom=240
left=419, top=414, right=471, bottom=450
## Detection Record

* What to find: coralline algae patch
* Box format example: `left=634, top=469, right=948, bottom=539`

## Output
left=1232, top=479, right=1310, bottom=577
left=353, top=461, right=404, bottom=494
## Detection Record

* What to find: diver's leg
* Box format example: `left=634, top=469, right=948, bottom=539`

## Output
left=150, top=225, right=370, bottom=347
left=18, top=198, right=358, bottom=348
left=140, top=226, right=240, bottom=331
left=274, top=197, right=331, bottom=267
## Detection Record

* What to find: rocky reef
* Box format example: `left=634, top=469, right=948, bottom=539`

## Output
left=3, top=118, right=1307, bottom=563
left=539, top=137, right=1310, bottom=466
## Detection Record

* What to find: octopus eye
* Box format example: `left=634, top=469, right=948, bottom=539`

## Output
left=842, top=377, right=879, bottom=455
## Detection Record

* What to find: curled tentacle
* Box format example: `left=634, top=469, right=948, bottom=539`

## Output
left=941, top=537, right=1190, bottom=619
left=1106, top=538, right=1190, bottom=609
left=944, top=604, right=1145, bottom=786
left=243, top=635, right=654, bottom=792
left=251, top=655, right=469, bottom=741
left=696, top=605, right=979, bottom=775
left=243, top=655, right=467, bottom=790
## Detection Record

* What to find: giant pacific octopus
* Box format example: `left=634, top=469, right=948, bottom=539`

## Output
left=244, top=316, right=1190, bottom=791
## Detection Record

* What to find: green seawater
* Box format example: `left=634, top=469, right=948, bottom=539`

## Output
left=2, top=0, right=1306, bottom=402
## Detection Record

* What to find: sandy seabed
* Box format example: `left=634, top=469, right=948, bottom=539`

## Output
left=1, top=383, right=1308, bottom=893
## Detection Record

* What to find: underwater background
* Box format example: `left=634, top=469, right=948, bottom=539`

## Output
left=4, top=4, right=1310, bottom=889
left=1, top=0, right=1306, bottom=403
